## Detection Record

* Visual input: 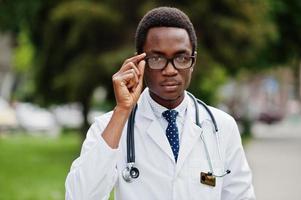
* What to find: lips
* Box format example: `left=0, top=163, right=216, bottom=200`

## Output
left=161, top=80, right=180, bottom=86
left=161, top=80, right=181, bottom=91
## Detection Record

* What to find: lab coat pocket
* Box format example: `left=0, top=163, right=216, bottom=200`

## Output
left=188, top=159, right=223, bottom=200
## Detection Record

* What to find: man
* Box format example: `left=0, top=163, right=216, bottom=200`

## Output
left=65, top=7, right=255, bottom=200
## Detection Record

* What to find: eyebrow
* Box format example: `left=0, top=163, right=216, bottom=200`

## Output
left=146, top=49, right=191, bottom=56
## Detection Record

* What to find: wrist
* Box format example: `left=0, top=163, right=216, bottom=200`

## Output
left=114, top=105, right=133, bottom=116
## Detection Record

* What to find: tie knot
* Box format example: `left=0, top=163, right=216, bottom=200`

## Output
left=162, top=109, right=178, bottom=123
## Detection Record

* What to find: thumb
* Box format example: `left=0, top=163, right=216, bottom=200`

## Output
left=137, top=60, right=145, bottom=87
left=132, top=60, right=145, bottom=97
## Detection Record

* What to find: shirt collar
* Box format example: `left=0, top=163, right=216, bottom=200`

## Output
left=146, top=90, right=188, bottom=119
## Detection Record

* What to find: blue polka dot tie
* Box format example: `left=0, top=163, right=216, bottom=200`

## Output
left=162, top=110, right=180, bottom=162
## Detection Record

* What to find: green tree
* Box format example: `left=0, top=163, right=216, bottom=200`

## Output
left=0, top=0, right=43, bottom=36
left=1, top=0, right=280, bottom=136
left=267, top=0, right=301, bottom=100
left=34, top=1, right=123, bottom=132
left=186, top=0, right=276, bottom=103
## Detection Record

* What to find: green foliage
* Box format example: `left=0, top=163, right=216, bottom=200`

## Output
left=187, top=0, right=277, bottom=73
left=189, top=49, right=228, bottom=104
left=0, top=133, right=81, bottom=200
left=2, top=0, right=300, bottom=129
left=265, top=0, right=301, bottom=63
left=35, top=1, right=121, bottom=105
left=13, top=29, right=34, bottom=73
left=258, top=0, right=301, bottom=99
left=11, top=29, right=36, bottom=101
left=0, top=0, right=43, bottom=33
left=191, top=63, right=227, bottom=105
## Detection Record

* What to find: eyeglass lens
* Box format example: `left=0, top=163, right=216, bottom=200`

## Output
left=146, top=55, right=194, bottom=69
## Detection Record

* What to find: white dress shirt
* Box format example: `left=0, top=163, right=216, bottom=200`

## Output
left=146, top=91, right=188, bottom=142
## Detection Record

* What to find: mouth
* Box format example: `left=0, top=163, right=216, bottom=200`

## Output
left=161, top=81, right=181, bottom=91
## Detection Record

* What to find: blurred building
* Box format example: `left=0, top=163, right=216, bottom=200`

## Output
left=219, top=67, right=301, bottom=125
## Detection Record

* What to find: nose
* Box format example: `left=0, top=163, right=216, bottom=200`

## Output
left=162, top=60, right=178, bottom=76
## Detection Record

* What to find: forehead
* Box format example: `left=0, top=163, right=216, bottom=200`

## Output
left=143, top=27, right=192, bottom=54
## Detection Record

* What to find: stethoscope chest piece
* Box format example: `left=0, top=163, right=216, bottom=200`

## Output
left=122, top=163, right=140, bottom=182
left=130, top=167, right=139, bottom=178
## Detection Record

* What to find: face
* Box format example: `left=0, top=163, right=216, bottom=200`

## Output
left=143, top=27, right=195, bottom=109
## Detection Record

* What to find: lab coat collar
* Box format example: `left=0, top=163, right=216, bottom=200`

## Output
left=136, top=88, right=155, bottom=121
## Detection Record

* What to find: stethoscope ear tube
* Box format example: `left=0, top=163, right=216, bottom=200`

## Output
left=196, top=98, right=218, bottom=132
left=187, top=92, right=218, bottom=132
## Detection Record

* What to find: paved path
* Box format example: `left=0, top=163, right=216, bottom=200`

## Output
left=245, top=116, right=301, bottom=200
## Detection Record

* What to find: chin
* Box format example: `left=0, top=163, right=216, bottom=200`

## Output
left=149, top=86, right=184, bottom=100
left=159, top=90, right=185, bottom=102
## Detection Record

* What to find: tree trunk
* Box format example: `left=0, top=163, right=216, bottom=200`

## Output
left=293, top=59, right=301, bottom=101
left=241, top=117, right=252, bottom=137
left=81, top=99, right=90, bottom=139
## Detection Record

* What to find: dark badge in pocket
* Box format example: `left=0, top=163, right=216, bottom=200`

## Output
left=200, top=172, right=216, bottom=187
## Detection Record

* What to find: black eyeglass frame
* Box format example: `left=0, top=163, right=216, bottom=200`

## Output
left=144, top=54, right=196, bottom=70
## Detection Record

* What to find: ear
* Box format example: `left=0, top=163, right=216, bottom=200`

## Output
left=190, top=51, right=197, bottom=71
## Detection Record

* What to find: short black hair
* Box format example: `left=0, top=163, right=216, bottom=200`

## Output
left=135, top=7, right=197, bottom=55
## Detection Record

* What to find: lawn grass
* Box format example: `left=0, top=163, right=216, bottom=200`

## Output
left=0, top=131, right=250, bottom=200
left=241, top=132, right=253, bottom=146
left=0, top=132, right=81, bottom=200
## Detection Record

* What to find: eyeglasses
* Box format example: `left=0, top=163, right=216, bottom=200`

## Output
left=145, top=54, right=195, bottom=70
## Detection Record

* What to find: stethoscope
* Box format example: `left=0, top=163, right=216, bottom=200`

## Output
left=122, top=92, right=231, bottom=183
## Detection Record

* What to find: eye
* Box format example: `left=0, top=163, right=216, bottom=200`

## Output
left=148, top=56, right=164, bottom=62
left=175, top=55, right=190, bottom=63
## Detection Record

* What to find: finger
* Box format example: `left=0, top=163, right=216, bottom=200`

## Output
left=127, top=81, right=136, bottom=90
left=119, top=61, right=139, bottom=74
left=124, top=53, right=146, bottom=65
left=126, top=69, right=139, bottom=89
left=122, top=67, right=139, bottom=84
left=115, top=73, right=135, bottom=86
left=115, top=69, right=138, bottom=87
left=113, top=69, right=134, bottom=81
left=117, top=63, right=139, bottom=85
left=137, top=60, right=145, bottom=79
left=133, top=60, right=145, bottom=91
left=127, top=62, right=140, bottom=76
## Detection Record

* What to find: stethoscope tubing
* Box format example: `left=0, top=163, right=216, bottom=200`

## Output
left=127, top=104, right=138, bottom=163
left=123, top=92, right=230, bottom=182
left=187, top=92, right=216, bottom=174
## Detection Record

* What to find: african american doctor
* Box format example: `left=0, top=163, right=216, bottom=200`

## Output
left=65, top=7, right=255, bottom=200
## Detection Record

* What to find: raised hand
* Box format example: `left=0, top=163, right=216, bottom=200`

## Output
left=112, top=53, right=146, bottom=110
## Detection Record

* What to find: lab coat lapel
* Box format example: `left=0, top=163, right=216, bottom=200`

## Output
left=136, top=89, right=175, bottom=163
left=175, top=111, right=203, bottom=175
left=146, top=121, right=175, bottom=162
left=175, top=96, right=211, bottom=176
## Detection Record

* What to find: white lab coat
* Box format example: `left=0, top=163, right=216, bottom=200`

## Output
left=65, top=88, right=255, bottom=200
